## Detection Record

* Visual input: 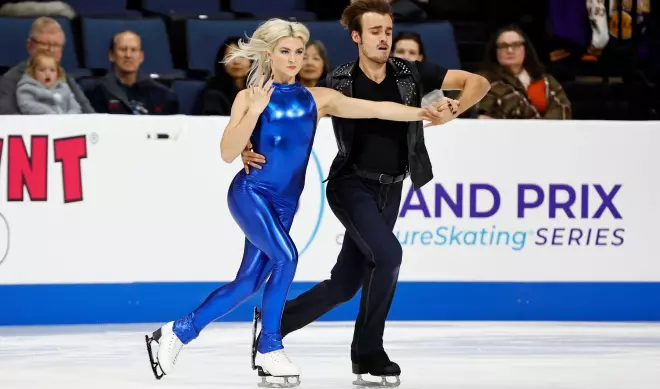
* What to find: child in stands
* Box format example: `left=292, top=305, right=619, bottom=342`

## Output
left=16, top=50, right=82, bottom=115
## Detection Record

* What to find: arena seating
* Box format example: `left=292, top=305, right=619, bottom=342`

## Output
left=65, top=0, right=141, bottom=17
left=171, top=79, right=206, bottom=114
left=229, top=0, right=317, bottom=20
left=0, top=17, right=89, bottom=77
left=0, top=1, right=656, bottom=120
left=81, top=17, right=185, bottom=78
left=186, top=19, right=262, bottom=75
left=141, top=0, right=234, bottom=19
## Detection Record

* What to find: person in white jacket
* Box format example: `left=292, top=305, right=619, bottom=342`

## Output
left=586, top=0, right=610, bottom=57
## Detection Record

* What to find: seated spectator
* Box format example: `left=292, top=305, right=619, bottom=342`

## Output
left=477, top=25, right=571, bottom=120
left=192, top=37, right=249, bottom=116
left=298, top=40, right=330, bottom=87
left=85, top=30, right=178, bottom=115
left=0, top=16, right=93, bottom=114
left=16, top=50, right=81, bottom=114
left=391, top=31, right=444, bottom=106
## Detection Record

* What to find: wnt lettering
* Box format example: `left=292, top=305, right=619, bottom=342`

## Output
left=0, top=135, right=88, bottom=203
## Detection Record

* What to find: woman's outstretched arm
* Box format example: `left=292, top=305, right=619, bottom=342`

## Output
left=310, top=87, right=453, bottom=126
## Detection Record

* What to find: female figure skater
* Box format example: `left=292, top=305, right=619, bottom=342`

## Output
left=145, top=18, right=452, bottom=384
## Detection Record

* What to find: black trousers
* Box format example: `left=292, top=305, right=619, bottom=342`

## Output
left=280, top=170, right=403, bottom=359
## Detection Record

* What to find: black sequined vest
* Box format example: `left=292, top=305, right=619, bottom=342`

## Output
left=324, top=57, right=434, bottom=190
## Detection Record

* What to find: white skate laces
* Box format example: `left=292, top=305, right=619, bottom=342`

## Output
left=270, top=350, right=290, bottom=364
left=256, top=349, right=301, bottom=388
left=260, top=349, right=300, bottom=376
left=157, top=322, right=184, bottom=374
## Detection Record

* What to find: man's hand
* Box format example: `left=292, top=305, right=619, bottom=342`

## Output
left=241, top=141, right=266, bottom=173
left=422, top=97, right=460, bottom=128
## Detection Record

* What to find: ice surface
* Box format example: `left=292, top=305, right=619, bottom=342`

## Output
left=1, top=321, right=659, bottom=389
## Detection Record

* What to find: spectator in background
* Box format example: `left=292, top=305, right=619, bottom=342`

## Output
left=192, top=37, right=249, bottom=115
left=298, top=40, right=330, bottom=87
left=16, top=50, right=81, bottom=114
left=477, top=25, right=571, bottom=120
left=86, top=30, right=178, bottom=115
left=391, top=31, right=444, bottom=106
left=0, top=16, right=93, bottom=114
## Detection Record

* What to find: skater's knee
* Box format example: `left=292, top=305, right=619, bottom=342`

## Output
left=234, top=274, right=264, bottom=296
left=334, top=282, right=361, bottom=304
left=369, top=236, right=402, bottom=269
left=275, top=242, right=298, bottom=269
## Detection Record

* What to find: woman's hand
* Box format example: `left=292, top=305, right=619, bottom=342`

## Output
left=246, top=74, right=275, bottom=115
left=421, top=98, right=460, bottom=127
left=431, top=97, right=459, bottom=115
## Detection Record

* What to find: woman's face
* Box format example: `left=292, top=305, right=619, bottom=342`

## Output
left=224, top=43, right=250, bottom=79
left=270, top=36, right=305, bottom=80
left=496, top=31, right=526, bottom=70
left=393, top=39, right=423, bottom=62
left=299, top=44, right=325, bottom=83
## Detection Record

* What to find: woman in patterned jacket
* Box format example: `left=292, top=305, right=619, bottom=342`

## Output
left=477, top=25, right=572, bottom=120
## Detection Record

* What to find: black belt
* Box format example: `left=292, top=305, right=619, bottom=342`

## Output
left=352, top=165, right=408, bottom=184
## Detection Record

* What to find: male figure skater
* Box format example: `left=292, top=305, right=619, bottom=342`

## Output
left=242, top=0, right=490, bottom=385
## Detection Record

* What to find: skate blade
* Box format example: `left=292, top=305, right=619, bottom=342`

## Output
left=353, top=374, right=400, bottom=388
left=251, top=306, right=261, bottom=371
left=145, top=334, right=165, bottom=380
left=256, top=366, right=300, bottom=388
left=258, top=375, right=301, bottom=388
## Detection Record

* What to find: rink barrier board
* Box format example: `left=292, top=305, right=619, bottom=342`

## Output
left=1, top=117, right=659, bottom=325
left=1, top=281, right=660, bottom=325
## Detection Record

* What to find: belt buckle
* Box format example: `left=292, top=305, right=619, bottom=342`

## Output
left=378, top=173, right=385, bottom=184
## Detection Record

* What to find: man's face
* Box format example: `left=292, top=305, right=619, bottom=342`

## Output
left=393, top=39, right=423, bottom=62
left=109, top=32, right=144, bottom=73
left=352, top=12, right=393, bottom=64
left=27, top=29, right=65, bottom=62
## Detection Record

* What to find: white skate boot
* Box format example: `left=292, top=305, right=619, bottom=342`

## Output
left=251, top=307, right=300, bottom=388
left=256, top=349, right=300, bottom=387
left=145, top=321, right=184, bottom=379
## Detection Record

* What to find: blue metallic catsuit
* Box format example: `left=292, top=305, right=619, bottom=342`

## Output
left=172, top=81, right=318, bottom=354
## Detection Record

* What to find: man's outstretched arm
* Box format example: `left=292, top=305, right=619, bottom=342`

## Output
left=439, top=69, right=491, bottom=116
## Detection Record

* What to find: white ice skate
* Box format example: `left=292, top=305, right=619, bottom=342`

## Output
left=251, top=307, right=300, bottom=388
left=145, top=321, right=184, bottom=379
left=255, top=349, right=301, bottom=387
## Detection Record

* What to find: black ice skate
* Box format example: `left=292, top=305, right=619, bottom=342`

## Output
left=251, top=306, right=301, bottom=388
left=145, top=321, right=184, bottom=380
left=351, top=350, right=401, bottom=387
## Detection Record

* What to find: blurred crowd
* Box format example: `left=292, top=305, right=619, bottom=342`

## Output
left=0, top=0, right=657, bottom=120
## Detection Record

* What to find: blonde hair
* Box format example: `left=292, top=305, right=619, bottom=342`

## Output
left=224, top=18, right=310, bottom=87
left=27, top=50, right=66, bottom=81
